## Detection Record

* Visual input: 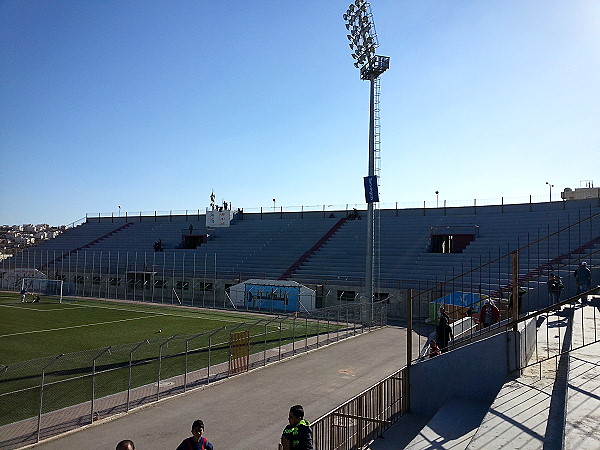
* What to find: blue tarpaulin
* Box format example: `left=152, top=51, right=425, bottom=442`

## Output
left=430, top=291, right=483, bottom=321
left=433, top=291, right=482, bottom=307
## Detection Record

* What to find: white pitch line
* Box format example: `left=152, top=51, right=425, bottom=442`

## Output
left=0, top=297, right=286, bottom=330
left=0, top=304, right=76, bottom=312
left=66, top=301, right=260, bottom=325
left=0, top=315, right=154, bottom=338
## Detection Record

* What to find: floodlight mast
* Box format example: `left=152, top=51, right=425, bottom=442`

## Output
left=344, top=0, right=389, bottom=307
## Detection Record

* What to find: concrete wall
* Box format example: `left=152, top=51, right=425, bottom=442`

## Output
left=410, top=332, right=508, bottom=416
left=409, top=318, right=537, bottom=416
left=512, top=317, right=538, bottom=372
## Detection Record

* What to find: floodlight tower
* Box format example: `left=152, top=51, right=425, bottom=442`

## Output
left=343, top=0, right=390, bottom=305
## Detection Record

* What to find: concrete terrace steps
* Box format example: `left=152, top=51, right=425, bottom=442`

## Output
left=369, top=295, right=600, bottom=449
left=402, top=399, right=489, bottom=450
left=4, top=200, right=599, bottom=292
left=564, top=296, right=600, bottom=449
left=466, top=298, right=598, bottom=449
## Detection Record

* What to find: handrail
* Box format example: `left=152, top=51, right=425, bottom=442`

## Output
left=311, top=366, right=408, bottom=449
left=83, top=195, right=600, bottom=219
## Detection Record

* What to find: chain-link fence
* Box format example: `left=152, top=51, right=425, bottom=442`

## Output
left=0, top=301, right=387, bottom=449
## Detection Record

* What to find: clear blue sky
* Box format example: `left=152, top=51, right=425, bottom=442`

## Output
left=1, top=0, right=599, bottom=225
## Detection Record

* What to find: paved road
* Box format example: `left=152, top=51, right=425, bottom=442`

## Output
left=30, top=326, right=416, bottom=450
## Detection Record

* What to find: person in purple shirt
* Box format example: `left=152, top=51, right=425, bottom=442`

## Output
left=176, top=419, right=214, bottom=450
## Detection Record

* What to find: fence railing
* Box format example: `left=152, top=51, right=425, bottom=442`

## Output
left=0, top=301, right=387, bottom=449
left=408, top=211, right=599, bottom=357
left=311, top=366, right=408, bottom=450
left=83, top=192, right=600, bottom=222
left=513, top=286, right=600, bottom=376
left=308, top=288, right=599, bottom=450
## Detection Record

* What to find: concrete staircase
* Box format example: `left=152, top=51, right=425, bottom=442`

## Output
left=368, top=294, right=600, bottom=450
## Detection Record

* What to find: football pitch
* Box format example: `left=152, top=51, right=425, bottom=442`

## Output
left=0, top=291, right=281, bottom=364
left=0, top=291, right=341, bottom=427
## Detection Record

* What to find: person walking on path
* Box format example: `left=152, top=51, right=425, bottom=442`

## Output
left=547, top=273, right=563, bottom=308
left=429, top=340, right=441, bottom=358
left=480, top=300, right=500, bottom=327
left=438, top=306, right=450, bottom=325
left=436, top=316, right=454, bottom=353
left=281, top=405, right=313, bottom=450
left=574, top=262, right=592, bottom=295
left=176, top=419, right=214, bottom=450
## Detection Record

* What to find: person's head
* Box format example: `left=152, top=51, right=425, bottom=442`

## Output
left=581, top=261, right=587, bottom=266
left=288, top=405, right=304, bottom=426
left=116, top=440, right=135, bottom=450
left=549, top=273, right=555, bottom=278
left=430, top=340, right=437, bottom=347
left=191, top=419, right=204, bottom=438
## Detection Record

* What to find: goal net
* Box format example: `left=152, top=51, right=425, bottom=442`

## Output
left=20, top=278, right=64, bottom=303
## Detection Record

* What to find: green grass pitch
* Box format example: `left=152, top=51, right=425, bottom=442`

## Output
left=0, top=291, right=340, bottom=426
left=0, top=291, right=277, bottom=364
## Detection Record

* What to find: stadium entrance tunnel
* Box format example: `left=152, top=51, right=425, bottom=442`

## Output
left=430, top=233, right=475, bottom=253
left=429, top=225, right=479, bottom=253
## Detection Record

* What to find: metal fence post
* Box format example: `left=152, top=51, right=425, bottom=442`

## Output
left=263, top=316, right=279, bottom=366
left=91, top=347, right=111, bottom=424
left=304, top=316, right=308, bottom=352
left=37, top=354, right=64, bottom=443
left=157, top=335, right=178, bottom=401
left=292, top=317, right=297, bottom=354
left=184, top=333, right=204, bottom=392
left=316, top=316, right=320, bottom=348
left=207, top=327, right=225, bottom=384
left=278, top=318, right=283, bottom=361
left=127, top=340, right=148, bottom=412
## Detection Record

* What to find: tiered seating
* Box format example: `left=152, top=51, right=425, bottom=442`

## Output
left=290, top=202, right=600, bottom=291
left=4, top=199, right=599, bottom=292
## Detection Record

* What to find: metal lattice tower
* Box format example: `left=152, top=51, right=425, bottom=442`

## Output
left=343, top=0, right=389, bottom=304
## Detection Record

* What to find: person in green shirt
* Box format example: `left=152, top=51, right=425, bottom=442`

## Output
left=281, top=405, right=313, bottom=450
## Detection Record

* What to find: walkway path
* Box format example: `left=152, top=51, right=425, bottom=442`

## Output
left=28, top=326, right=416, bottom=449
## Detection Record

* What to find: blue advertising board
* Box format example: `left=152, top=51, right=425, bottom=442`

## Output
left=244, top=283, right=300, bottom=312
left=364, top=176, right=379, bottom=203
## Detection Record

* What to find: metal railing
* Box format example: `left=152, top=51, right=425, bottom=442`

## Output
left=513, top=286, right=600, bottom=376
left=82, top=192, right=600, bottom=223
left=311, top=366, right=408, bottom=450
left=0, top=301, right=387, bottom=449
left=409, top=211, right=599, bottom=357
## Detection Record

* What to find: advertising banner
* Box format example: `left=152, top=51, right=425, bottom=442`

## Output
left=205, top=209, right=232, bottom=227
left=364, top=176, right=379, bottom=203
left=244, top=283, right=300, bottom=312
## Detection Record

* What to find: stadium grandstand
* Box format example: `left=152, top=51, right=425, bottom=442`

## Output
left=1, top=197, right=600, bottom=449
left=2, top=198, right=599, bottom=317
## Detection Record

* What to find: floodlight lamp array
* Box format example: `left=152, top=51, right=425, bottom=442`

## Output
left=343, top=0, right=379, bottom=70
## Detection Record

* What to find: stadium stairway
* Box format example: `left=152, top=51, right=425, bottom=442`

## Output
left=367, top=293, right=600, bottom=450
left=278, top=217, right=348, bottom=280
left=38, top=222, right=134, bottom=270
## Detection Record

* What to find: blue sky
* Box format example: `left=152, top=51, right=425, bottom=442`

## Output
left=1, top=0, right=599, bottom=225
